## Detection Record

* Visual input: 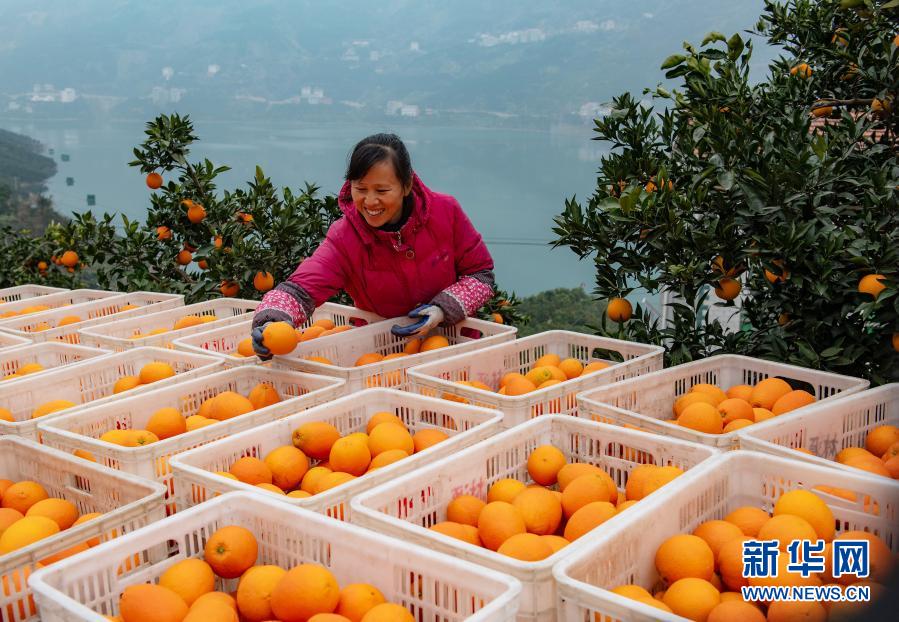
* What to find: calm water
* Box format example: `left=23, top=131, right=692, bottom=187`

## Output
left=6, top=118, right=604, bottom=296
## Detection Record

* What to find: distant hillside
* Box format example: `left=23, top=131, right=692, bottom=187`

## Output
left=0, top=128, right=66, bottom=231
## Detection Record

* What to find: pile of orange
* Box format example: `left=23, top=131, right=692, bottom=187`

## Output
left=0, top=303, right=57, bottom=319
left=90, top=381, right=283, bottom=449
left=234, top=318, right=352, bottom=358
left=106, top=525, right=415, bottom=621
left=220, top=412, right=448, bottom=497
left=1, top=362, right=46, bottom=381
left=19, top=303, right=141, bottom=335
left=429, top=445, right=683, bottom=561
left=609, top=489, right=892, bottom=621
left=128, top=313, right=219, bottom=340
left=668, top=378, right=818, bottom=435
left=305, top=334, right=450, bottom=368
left=810, top=424, right=899, bottom=480
left=0, top=478, right=103, bottom=563
left=445, top=353, right=612, bottom=401
left=1, top=361, right=177, bottom=423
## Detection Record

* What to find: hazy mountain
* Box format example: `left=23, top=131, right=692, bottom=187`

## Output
left=0, top=0, right=774, bottom=125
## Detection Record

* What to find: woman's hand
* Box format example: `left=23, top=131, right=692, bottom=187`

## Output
left=251, top=323, right=273, bottom=360
left=391, top=304, right=445, bottom=337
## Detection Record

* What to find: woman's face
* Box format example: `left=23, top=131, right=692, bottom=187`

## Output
left=350, top=160, right=410, bottom=228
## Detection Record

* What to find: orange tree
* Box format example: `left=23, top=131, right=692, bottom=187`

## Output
left=553, top=0, right=898, bottom=383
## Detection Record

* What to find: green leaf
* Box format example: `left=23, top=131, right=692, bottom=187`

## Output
left=661, top=54, right=687, bottom=69
left=701, top=32, right=727, bottom=46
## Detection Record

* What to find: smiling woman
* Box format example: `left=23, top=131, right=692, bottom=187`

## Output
left=250, top=133, right=496, bottom=358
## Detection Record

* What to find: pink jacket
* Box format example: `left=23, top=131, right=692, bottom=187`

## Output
left=254, top=172, right=495, bottom=326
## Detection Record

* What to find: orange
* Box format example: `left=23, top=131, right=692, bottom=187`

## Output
left=524, top=366, right=555, bottom=386
left=312, top=318, right=336, bottom=330
left=262, top=321, right=298, bottom=355
left=707, top=600, right=765, bottom=622
left=844, top=455, right=890, bottom=476
left=606, top=297, right=632, bottom=322
left=309, top=615, right=352, bottom=622
left=717, top=536, right=751, bottom=590
left=757, top=514, right=817, bottom=550
left=100, top=429, right=132, bottom=446
left=248, top=383, right=281, bottom=409
left=749, top=377, right=792, bottom=409
left=0, top=408, right=13, bottom=422
left=0, top=507, right=24, bottom=535
left=773, top=489, right=834, bottom=541
left=420, top=335, right=449, bottom=351
left=146, top=407, right=187, bottom=439
left=236, top=565, right=288, bottom=622
left=866, top=425, right=899, bottom=457
left=72, top=512, right=102, bottom=546
left=526, top=445, right=567, bottom=486
left=220, top=280, right=240, bottom=297
left=662, top=578, right=720, bottom=622
left=557, top=463, right=604, bottom=490
left=558, top=358, right=584, bottom=379
left=174, top=315, right=204, bottom=330
left=210, top=391, right=255, bottom=420
left=293, top=421, right=341, bottom=460
left=288, top=490, right=312, bottom=499
left=624, top=464, right=656, bottom=500
left=115, top=375, right=145, bottom=392
left=412, top=428, right=448, bottom=452
left=253, top=271, right=274, bottom=293
left=329, top=435, right=372, bottom=476
left=314, top=471, right=356, bottom=494
left=368, top=423, right=414, bottom=457
left=748, top=554, right=819, bottom=598
left=185, top=600, right=238, bottom=622
left=60, top=250, right=79, bottom=268
left=191, top=591, right=237, bottom=612
left=31, top=399, right=77, bottom=419
left=673, top=392, right=718, bottom=417
left=581, top=361, right=610, bottom=375
left=446, top=495, right=486, bottom=527
left=185, top=415, right=215, bottom=431
left=119, top=584, right=189, bottom=622
left=159, top=558, right=215, bottom=606
left=368, top=449, right=408, bottom=470
left=237, top=338, right=256, bottom=357
left=617, top=500, right=638, bottom=511
left=0, top=516, right=60, bottom=553
left=17, top=362, right=46, bottom=374
left=499, top=372, right=527, bottom=388
left=723, top=419, right=753, bottom=433
left=690, top=384, right=727, bottom=405
left=497, top=532, right=553, bottom=561
left=563, top=501, right=617, bottom=541
left=512, top=487, right=562, bottom=535
left=139, top=361, right=176, bottom=384
left=25, top=498, right=79, bottom=530
left=360, top=603, right=414, bottom=622
left=534, top=353, right=561, bottom=368
left=366, top=411, right=406, bottom=433
left=270, top=563, right=341, bottom=621
left=336, top=583, right=385, bottom=622
left=204, top=525, right=258, bottom=579
left=265, top=446, right=309, bottom=490
left=752, top=408, right=775, bottom=423
left=430, top=521, right=482, bottom=546
left=2, top=481, right=49, bottom=514
left=542, top=535, right=569, bottom=554
left=858, top=273, right=886, bottom=298
left=829, top=531, right=894, bottom=584
left=692, top=520, right=744, bottom=558
left=766, top=600, right=826, bottom=622
left=561, top=473, right=614, bottom=517
left=256, top=483, right=286, bottom=495
left=300, top=326, right=327, bottom=341
left=771, top=389, right=816, bottom=415
left=638, top=465, right=683, bottom=499
left=146, top=172, right=163, bottom=189
left=403, top=338, right=422, bottom=354
left=477, top=501, right=526, bottom=551
left=126, top=429, right=159, bottom=446
left=0, top=480, right=12, bottom=496
left=655, top=534, right=715, bottom=582
left=230, top=457, right=273, bottom=485
left=717, top=399, right=754, bottom=425
left=835, top=446, right=876, bottom=463
left=487, top=478, right=527, bottom=504
left=678, top=402, right=723, bottom=434
left=300, top=466, right=333, bottom=494
left=504, top=376, right=537, bottom=396
left=725, top=384, right=753, bottom=401
left=307, top=355, right=334, bottom=365
left=40, top=542, right=90, bottom=565
left=724, top=506, right=770, bottom=537
left=354, top=352, right=384, bottom=366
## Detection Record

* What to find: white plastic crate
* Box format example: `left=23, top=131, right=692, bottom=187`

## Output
left=0, top=289, right=119, bottom=318
left=0, top=292, right=184, bottom=345
left=0, top=333, right=31, bottom=354
left=78, top=298, right=258, bottom=351
left=351, top=415, right=718, bottom=622
left=30, top=491, right=522, bottom=622
left=38, top=365, right=345, bottom=515
left=578, top=354, right=870, bottom=449
left=0, top=285, right=67, bottom=304
left=0, top=343, right=110, bottom=384
left=408, top=330, right=665, bottom=428
left=0, top=346, right=224, bottom=439
left=172, top=302, right=383, bottom=367
left=739, top=383, right=899, bottom=474
left=170, top=388, right=504, bottom=520
left=275, top=316, right=517, bottom=392
left=553, top=450, right=899, bottom=622
left=0, top=437, right=166, bottom=622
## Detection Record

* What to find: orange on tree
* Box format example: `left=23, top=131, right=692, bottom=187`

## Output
left=60, top=250, right=79, bottom=268
left=185, top=200, right=207, bottom=223
left=176, top=249, right=192, bottom=265
left=714, top=278, right=741, bottom=301
left=606, top=297, right=632, bottom=322
left=156, top=225, right=172, bottom=240
left=220, top=280, right=240, bottom=297
left=858, top=273, right=886, bottom=299
left=253, top=271, right=275, bottom=292
left=145, top=172, right=163, bottom=189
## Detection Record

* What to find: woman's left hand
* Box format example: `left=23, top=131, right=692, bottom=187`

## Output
left=391, top=304, right=445, bottom=337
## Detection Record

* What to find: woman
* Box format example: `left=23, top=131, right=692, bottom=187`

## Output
left=251, top=133, right=495, bottom=358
